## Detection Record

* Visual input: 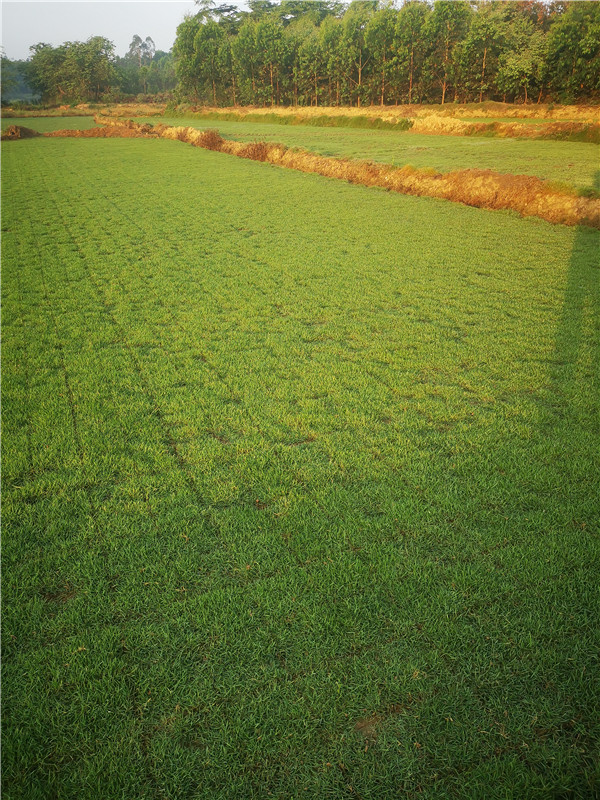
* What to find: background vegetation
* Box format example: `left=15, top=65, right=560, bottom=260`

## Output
left=3, top=0, right=599, bottom=107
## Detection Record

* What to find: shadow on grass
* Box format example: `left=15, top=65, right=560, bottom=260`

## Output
left=546, top=171, right=600, bottom=431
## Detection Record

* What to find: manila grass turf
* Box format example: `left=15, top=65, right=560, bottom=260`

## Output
left=0, top=116, right=99, bottom=133
left=2, top=137, right=599, bottom=799
left=5, top=114, right=598, bottom=192
left=139, top=116, right=599, bottom=194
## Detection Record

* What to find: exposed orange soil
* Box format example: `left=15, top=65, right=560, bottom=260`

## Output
left=44, top=121, right=155, bottom=138
left=1, top=125, right=41, bottom=140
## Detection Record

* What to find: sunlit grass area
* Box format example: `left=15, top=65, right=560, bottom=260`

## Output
left=2, top=137, right=599, bottom=799
left=3, top=113, right=597, bottom=191
left=142, top=116, right=599, bottom=191
left=0, top=116, right=98, bottom=132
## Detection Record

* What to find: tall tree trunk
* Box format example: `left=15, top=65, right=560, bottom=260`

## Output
left=442, top=33, right=450, bottom=105
left=409, top=46, right=414, bottom=105
left=479, top=46, right=487, bottom=103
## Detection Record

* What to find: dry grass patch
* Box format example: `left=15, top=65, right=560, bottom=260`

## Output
left=411, top=115, right=600, bottom=142
left=182, top=102, right=599, bottom=123
left=44, top=120, right=157, bottom=139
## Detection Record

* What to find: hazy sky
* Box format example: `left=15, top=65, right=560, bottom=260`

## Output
left=1, top=0, right=248, bottom=60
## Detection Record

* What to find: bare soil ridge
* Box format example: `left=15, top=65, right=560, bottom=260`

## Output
left=158, top=105, right=600, bottom=142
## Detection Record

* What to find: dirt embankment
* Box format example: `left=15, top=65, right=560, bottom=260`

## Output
left=172, top=102, right=600, bottom=122
left=409, top=116, right=600, bottom=142
left=168, top=103, right=600, bottom=141
left=1, top=121, right=157, bottom=140
left=44, top=120, right=157, bottom=138
left=1, top=125, right=41, bottom=140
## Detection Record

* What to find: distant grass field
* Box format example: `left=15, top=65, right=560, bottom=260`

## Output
left=0, top=116, right=98, bottom=132
left=141, top=117, right=599, bottom=191
left=2, top=137, right=599, bottom=799
left=3, top=114, right=597, bottom=190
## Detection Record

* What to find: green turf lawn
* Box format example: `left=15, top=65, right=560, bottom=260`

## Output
left=141, top=116, right=599, bottom=192
left=2, top=137, right=599, bottom=799
left=0, top=116, right=98, bottom=132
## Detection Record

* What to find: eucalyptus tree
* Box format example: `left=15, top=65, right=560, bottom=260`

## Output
left=341, top=0, right=377, bottom=107
left=319, top=14, right=344, bottom=104
left=193, top=19, right=226, bottom=104
left=456, top=1, right=506, bottom=102
left=365, top=3, right=398, bottom=106
left=174, top=16, right=204, bottom=101
left=296, top=19, right=324, bottom=105
left=394, top=0, right=430, bottom=104
left=231, top=20, right=260, bottom=103
left=255, top=17, right=285, bottom=105
left=424, top=0, right=471, bottom=104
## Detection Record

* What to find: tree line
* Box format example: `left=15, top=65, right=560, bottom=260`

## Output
left=2, top=1, right=599, bottom=107
left=174, top=0, right=600, bottom=107
left=1, top=35, right=176, bottom=105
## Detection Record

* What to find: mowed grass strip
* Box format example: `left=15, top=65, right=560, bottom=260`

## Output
left=7, top=113, right=598, bottom=191
left=2, top=137, right=599, bottom=799
left=0, top=116, right=99, bottom=133
left=141, top=116, right=599, bottom=193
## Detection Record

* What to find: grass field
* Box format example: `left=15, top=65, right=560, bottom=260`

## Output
left=3, top=114, right=597, bottom=191
left=2, top=137, right=599, bottom=799
left=140, top=117, right=599, bottom=191
left=0, top=116, right=98, bottom=133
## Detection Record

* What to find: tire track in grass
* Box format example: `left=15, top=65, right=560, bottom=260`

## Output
left=8, top=238, right=34, bottom=482
left=35, top=159, right=214, bottom=524
left=75, top=167, right=406, bottom=443
left=54, top=174, right=343, bottom=524
left=55, top=148, right=462, bottom=544
left=61, top=177, right=380, bottom=537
